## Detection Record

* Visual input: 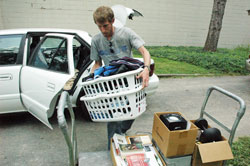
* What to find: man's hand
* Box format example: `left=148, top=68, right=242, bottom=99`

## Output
left=91, top=60, right=102, bottom=73
left=137, top=67, right=149, bottom=89
left=137, top=46, right=151, bottom=89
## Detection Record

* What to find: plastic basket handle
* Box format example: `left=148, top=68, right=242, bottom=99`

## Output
left=80, top=86, right=143, bottom=101
left=80, top=68, right=143, bottom=85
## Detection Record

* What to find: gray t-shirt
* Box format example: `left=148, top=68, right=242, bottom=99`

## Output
left=90, top=27, right=145, bottom=65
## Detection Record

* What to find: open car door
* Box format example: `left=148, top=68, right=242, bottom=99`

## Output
left=20, top=33, right=75, bottom=129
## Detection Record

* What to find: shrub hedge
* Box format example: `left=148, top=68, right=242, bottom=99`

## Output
left=142, top=46, right=250, bottom=75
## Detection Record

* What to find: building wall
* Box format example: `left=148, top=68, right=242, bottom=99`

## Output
left=0, top=0, right=249, bottom=48
left=0, top=1, right=4, bottom=29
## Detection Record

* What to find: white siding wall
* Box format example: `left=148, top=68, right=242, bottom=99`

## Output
left=0, top=0, right=249, bottom=48
left=0, top=0, right=4, bottom=29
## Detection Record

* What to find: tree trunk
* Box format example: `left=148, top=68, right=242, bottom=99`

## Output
left=203, top=0, right=227, bottom=52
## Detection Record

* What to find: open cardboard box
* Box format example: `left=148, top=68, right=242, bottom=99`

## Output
left=110, top=140, right=122, bottom=166
left=110, top=137, right=166, bottom=166
left=152, top=112, right=198, bottom=158
left=191, top=120, right=234, bottom=166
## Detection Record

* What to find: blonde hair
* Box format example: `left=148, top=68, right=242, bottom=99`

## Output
left=93, top=6, right=114, bottom=24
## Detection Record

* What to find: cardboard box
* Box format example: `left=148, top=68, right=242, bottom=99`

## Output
left=110, top=138, right=166, bottom=166
left=191, top=121, right=234, bottom=166
left=192, top=136, right=234, bottom=166
left=152, top=112, right=198, bottom=158
left=110, top=141, right=120, bottom=166
left=165, top=155, right=192, bottom=166
left=153, top=139, right=192, bottom=166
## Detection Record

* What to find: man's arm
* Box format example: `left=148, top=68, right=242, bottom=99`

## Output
left=137, top=46, right=151, bottom=89
left=91, top=60, right=103, bottom=73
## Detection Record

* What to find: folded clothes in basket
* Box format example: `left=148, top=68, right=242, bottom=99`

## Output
left=83, top=57, right=144, bottom=82
left=94, top=57, right=144, bottom=79
left=94, top=65, right=119, bottom=79
left=82, top=65, right=126, bottom=82
left=109, top=56, right=144, bottom=70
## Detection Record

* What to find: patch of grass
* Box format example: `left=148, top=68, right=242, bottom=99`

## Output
left=140, top=55, right=220, bottom=75
left=228, top=137, right=250, bottom=166
left=133, top=46, right=250, bottom=75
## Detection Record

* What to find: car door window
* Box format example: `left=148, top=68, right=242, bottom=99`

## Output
left=29, top=36, right=69, bottom=73
left=0, top=34, right=23, bottom=65
left=73, top=38, right=81, bottom=68
left=73, top=37, right=90, bottom=70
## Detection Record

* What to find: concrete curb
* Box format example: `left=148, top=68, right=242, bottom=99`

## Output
left=157, top=74, right=214, bottom=78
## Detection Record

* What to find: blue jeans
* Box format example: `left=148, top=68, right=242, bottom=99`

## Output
left=107, top=119, right=134, bottom=150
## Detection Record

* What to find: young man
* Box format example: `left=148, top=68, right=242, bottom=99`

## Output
left=90, top=6, right=151, bottom=150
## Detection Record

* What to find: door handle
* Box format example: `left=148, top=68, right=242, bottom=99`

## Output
left=0, top=74, right=12, bottom=81
left=47, top=82, right=55, bottom=92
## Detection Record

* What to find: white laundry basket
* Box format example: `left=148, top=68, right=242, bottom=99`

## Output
left=80, top=68, right=147, bottom=122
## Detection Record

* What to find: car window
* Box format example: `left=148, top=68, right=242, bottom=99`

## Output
left=29, top=36, right=69, bottom=73
left=73, top=38, right=81, bottom=68
left=72, top=37, right=90, bottom=70
left=0, top=34, right=23, bottom=65
left=28, top=35, right=43, bottom=62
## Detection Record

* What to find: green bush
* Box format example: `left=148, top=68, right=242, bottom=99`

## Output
left=228, top=137, right=250, bottom=166
left=141, top=46, right=250, bottom=75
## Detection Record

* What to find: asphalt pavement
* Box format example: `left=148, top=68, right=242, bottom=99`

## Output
left=1, top=75, right=250, bottom=166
